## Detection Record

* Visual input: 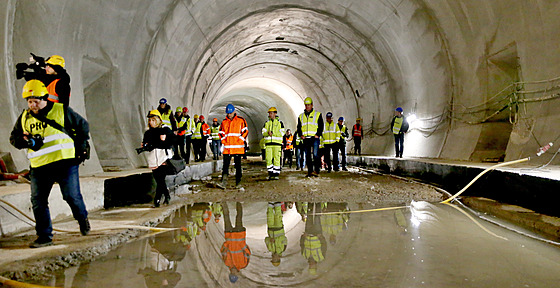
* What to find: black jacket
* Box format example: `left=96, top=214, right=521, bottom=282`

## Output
left=142, top=127, right=174, bottom=149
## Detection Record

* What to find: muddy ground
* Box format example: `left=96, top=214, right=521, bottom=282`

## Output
left=183, top=157, right=447, bottom=204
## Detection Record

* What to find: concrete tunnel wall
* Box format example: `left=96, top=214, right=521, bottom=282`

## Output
left=1, top=0, right=560, bottom=174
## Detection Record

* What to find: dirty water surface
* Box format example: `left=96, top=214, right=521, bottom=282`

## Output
left=31, top=200, right=560, bottom=288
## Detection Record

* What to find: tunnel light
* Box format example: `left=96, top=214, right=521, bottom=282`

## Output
left=407, top=113, right=417, bottom=123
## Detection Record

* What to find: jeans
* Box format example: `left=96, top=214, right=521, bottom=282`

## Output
left=295, top=146, right=306, bottom=169
left=394, top=133, right=404, bottom=157
left=303, top=137, right=320, bottom=175
left=211, top=139, right=221, bottom=159
left=30, top=162, right=88, bottom=240
left=354, top=136, right=362, bottom=155
left=333, top=142, right=346, bottom=169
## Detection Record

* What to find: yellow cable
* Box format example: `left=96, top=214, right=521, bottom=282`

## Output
left=0, top=275, right=61, bottom=288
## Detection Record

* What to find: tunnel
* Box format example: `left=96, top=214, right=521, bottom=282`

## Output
left=3, top=0, right=558, bottom=174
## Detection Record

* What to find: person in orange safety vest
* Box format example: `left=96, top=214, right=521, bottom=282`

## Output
left=221, top=202, right=251, bottom=283
left=217, top=104, right=248, bottom=189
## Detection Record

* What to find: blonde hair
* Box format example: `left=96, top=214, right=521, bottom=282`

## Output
left=148, top=115, right=163, bottom=128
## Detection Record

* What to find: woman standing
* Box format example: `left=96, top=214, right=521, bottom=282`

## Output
left=141, top=110, right=174, bottom=207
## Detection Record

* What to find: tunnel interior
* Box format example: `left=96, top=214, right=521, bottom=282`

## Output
left=1, top=1, right=560, bottom=173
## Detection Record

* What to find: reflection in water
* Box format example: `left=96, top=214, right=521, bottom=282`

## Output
left=37, top=201, right=560, bottom=287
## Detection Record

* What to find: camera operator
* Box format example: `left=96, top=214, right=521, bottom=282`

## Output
left=140, top=110, right=174, bottom=207
left=9, top=80, right=90, bottom=248
left=16, top=54, right=71, bottom=106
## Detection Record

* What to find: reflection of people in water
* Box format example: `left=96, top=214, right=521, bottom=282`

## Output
left=211, top=202, right=223, bottom=223
left=321, top=202, right=349, bottom=245
left=221, top=202, right=251, bottom=283
left=296, top=202, right=308, bottom=222
left=300, top=203, right=327, bottom=275
left=265, top=202, right=288, bottom=266
left=191, top=202, right=211, bottom=233
left=138, top=208, right=187, bottom=287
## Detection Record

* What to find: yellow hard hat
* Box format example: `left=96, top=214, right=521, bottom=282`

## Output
left=22, top=80, right=48, bottom=98
left=46, top=55, right=65, bottom=68
left=268, top=107, right=277, bottom=113
left=147, top=110, right=162, bottom=118
left=176, top=107, right=182, bottom=112
left=271, top=261, right=280, bottom=267
left=304, top=97, right=313, bottom=105
left=194, top=114, right=199, bottom=119
left=356, top=117, right=362, bottom=121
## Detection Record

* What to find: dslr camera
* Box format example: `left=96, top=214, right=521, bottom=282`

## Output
left=136, top=144, right=154, bottom=154
left=26, top=134, right=44, bottom=151
left=15, top=53, right=46, bottom=80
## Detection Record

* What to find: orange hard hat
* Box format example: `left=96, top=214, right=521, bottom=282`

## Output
left=213, top=118, right=218, bottom=122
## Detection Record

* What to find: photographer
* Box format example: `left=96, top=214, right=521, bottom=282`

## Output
left=16, top=54, right=71, bottom=106
left=140, top=110, right=174, bottom=207
left=9, top=80, right=90, bottom=248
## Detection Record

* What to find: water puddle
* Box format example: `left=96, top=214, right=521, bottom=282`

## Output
left=33, top=201, right=560, bottom=287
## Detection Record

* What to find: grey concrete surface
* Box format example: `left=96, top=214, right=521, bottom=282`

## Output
left=1, top=1, right=559, bottom=173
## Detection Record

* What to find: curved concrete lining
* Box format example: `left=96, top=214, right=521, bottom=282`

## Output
left=1, top=1, right=559, bottom=172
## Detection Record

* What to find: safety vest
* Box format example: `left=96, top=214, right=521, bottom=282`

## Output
left=265, top=229, right=287, bottom=255
left=336, top=124, right=347, bottom=142
left=21, top=104, right=75, bottom=168
left=176, top=116, right=187, bottom=136
left=46, top=79, right=62, bottom=103
left=319, top=136, right=325, bottom=149
left=211, top=126, right=220, bottom=140
left=323, top=121, right=339, bottom=145
left=353, top=124, right=362, bottom=137
left=262, top=117, right=284, bottom=145
left=302, top=235, right=324, bottom=263
left=211, top=203, right=223, bottom=222
left=220, top=115, right=248, bottom=154
left=192, top=122, right=202, bottom=139
left=299, top=110, right=321, bottom=138
left=160, top=110, right=172, bottom=128
left=221, top=231, right=251, bottom=270
left=260, top=137, right=266, bottom=150
left=295, top=137, right=302, bottom=147
left=392, top=116, right=403, bottom=134
left=184, top=116, right=195, bottom=137
left=201, top=122, right=210, bottom=137
left=285, top=135, right=293, bottom=150
left=192, top=208, right=205, bottom=228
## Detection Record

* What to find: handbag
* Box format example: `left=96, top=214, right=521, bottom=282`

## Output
left=166, top=158, right=186, bottom=174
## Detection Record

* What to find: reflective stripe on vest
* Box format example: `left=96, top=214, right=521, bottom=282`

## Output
left=211, top=126, right=220, bottom=140
left=192, top=122, right=202, bottom=139
left=323, top=121, right=339, bottom=144
left=46, top=79, right=60, bottom=103
left=353, top=124, right=362, bottom=137
left=393, top=117, right=403, bottom=134
left=263, top=118, right=284, bottom=145
left=302, top=235, right=324, bottom=262
left=336, top=124, right=347, bottom=141
left=21, top=104, right=75, bottom=168
left=160, top=111, right=172, bottom=128
left=221, top=115, right=248, bottom=154
left=185, top=117, right=195, bottom=136
left=299, top=110, right=320, bottom=137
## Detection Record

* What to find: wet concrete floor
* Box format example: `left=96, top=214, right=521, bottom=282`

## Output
left=29, top=201, right=560, bottom=288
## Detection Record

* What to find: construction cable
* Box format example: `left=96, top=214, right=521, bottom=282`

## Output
left=0, top=275, right=60, bottom=288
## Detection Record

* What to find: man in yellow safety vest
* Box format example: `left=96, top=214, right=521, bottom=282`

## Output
left=262, top=107, right=285, bottom=180
left=390, top=107, right=409, bottom=158
left=296, top=97, right=323, bottom=177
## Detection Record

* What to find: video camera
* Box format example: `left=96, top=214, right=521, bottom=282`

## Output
left=15, top=53, right=46, bottom=80
left=136, top=144, right=154, bottom=154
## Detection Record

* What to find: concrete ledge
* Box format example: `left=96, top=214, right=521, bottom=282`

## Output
left=0, top=161, right=223, bottom=236
left=348, top=156, right=560, bottom=218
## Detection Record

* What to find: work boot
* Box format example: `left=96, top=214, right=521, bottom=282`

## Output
left=30, top=237, right=53, bottom=248
left=153, top=199, right=161, bottom=208
left=342, top=167, right=348, bottom=171
left=78, top=218, right=91, bottom=236
left=217, top=175, right=227, bottom=189
left=163, top=196, right=170, bottom=205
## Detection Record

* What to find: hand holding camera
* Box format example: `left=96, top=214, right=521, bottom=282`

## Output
left=25, top=134, right=44, bottom=151
left=15, top=53, right=46, bottom=80
left=136, top=144, right=154, bottom=154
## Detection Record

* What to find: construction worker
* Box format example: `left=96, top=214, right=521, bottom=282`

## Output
left=300, top=203, right=327, bottom=275
left=177, top=107, right=195, bottom=163
left=296, top=97, right=323, bottom=177
left=221, top=202, right=251, bottom=284
left=262, top=107, right=285, bottom=180
left=16, top=54, right=71, bottom=106
left=352, top=117, right=363, bottom=155
left=265, top=202, right=287, bottom=267
left=296, top=202, right=308, bottom=222
left=210, top=118, right=221, bottom=160
left=391, top=107, right=409, bottom=158
left=197, top=115, right=210, bottom=161
left=9, top=80, right=90, bottom=248
left=322, top=112, right=339, bottom=173
left=260, top=137, right=266, bottom=161
left=211, top=202, right=223, bottom=223
left=334, top=117, right=349, bottom=171
left=140, top=109, right=174, bottom=207
left=218, top=104, right=248, bottom=189
left=157, top=98, right=176, bottom=130
left=283, top=129, right=294, bottom=168
left=172, top=107, right=185, bottom=160
left=191, top=115, right=200, bottom=161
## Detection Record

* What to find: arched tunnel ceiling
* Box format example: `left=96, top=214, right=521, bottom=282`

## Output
left=10, top=1, right=560, bottom=171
